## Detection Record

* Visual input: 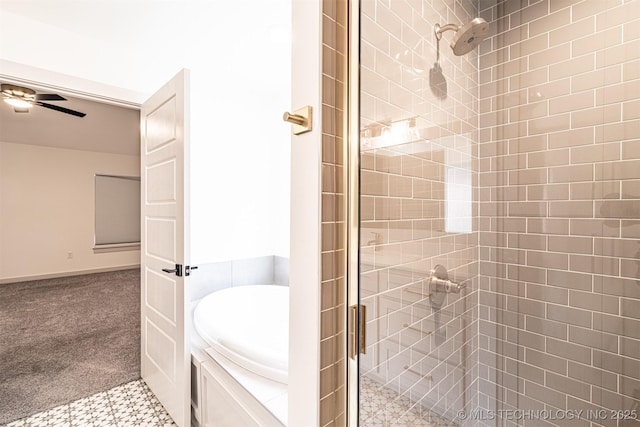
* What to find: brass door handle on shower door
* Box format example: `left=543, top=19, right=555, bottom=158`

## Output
left=283, top=106, right=312, bottom=135
left=348, top=304, right=367, bottom=359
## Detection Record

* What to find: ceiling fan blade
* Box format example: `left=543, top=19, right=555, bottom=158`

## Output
left=14, top=108, right=30, bottom=113
left=35, top=93, right=67, bottom=101
left=37, top=101, right=86, bottom=117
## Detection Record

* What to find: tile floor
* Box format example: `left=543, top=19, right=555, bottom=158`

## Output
left=360, top=376, right=457, bottom=427
left=8, top=374, right=455, bottom=426
left=6, top=380, right=176, bottom=427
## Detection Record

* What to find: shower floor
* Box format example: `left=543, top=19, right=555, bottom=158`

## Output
left=360, top=376, right=457, bottom=427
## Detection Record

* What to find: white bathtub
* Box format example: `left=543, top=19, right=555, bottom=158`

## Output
left=191, top=285, right=288, bottom=426
left=194, top=285, right=289, bottom=384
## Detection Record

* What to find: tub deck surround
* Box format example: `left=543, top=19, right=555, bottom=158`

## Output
left=194, top=347, right=288, bottom=426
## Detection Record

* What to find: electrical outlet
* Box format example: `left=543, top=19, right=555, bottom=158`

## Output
left=67, top=251, right=73, bottom=259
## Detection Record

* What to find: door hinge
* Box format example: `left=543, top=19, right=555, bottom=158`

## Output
left=349, top=304, right=367, bottom=360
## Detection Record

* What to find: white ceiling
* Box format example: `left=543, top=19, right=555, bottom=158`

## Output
left=0, top=1, right=287, bottom=158
left=0, top=0, right=181, bottom=47
left=0, top=86, right=140, bottom=156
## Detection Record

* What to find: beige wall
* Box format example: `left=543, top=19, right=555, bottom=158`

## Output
left=0, top=142, right=140, bottom=282
left=477, top=0, right=640, bottom=424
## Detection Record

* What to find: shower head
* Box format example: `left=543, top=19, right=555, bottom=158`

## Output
left=435, top=17, right=489, bottom=56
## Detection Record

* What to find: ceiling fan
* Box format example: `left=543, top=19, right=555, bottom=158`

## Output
left=1, top=83, right=86, bottom=118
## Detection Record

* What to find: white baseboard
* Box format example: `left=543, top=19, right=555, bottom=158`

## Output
left=0, top=264, right=141, bottom=284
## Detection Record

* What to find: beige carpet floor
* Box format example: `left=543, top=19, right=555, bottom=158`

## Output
left=0, top=269, right=140, bottom=424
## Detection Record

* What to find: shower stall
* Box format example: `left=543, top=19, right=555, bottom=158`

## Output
left=348, top=0, right=640, bottom=425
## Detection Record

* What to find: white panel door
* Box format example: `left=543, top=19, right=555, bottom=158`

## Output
left=141, top=69, right=190, bottom=427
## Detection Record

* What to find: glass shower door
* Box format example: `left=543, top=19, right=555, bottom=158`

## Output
left=356, top=0, right=481, bottom=424
left=358, top=139, right=478, bottom=426
left=353, top=0, right=640, bottom=426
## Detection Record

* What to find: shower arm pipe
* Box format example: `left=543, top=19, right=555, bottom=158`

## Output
left=434, top=23, right=459, bottom=40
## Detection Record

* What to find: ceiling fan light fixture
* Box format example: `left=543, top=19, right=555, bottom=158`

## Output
left=1, top=83, right=85, bottom=117
left=4, top=97, right=33, bottom=109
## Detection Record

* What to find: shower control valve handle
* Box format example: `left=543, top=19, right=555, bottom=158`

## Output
left=431, top=277, right=467, bottom=293
left=428, top=264, right=469, bottom=306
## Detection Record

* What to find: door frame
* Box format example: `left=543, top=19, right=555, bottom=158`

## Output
left=346, top=0, right=360, bottom=424
left=0, top=60, right=145, bottom=108
left=3, top=48, right=328, bottom=424
left=288, top=0, right=322, bottom=425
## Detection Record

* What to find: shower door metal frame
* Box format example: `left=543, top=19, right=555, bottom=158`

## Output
left=346, top=0, right=360, bottom=425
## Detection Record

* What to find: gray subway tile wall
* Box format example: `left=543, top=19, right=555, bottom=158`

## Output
left=477, top=0, right=640, bottom=426
left=319, top=0, right=348, bottom=425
